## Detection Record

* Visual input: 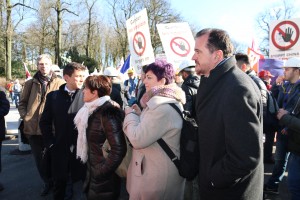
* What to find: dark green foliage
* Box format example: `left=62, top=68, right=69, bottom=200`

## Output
left=66, top=47, right=98, bottom=73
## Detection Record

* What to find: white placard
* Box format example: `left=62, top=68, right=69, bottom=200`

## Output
left=157, top=22, right=195, bottom=69
left=269, top=18, right=300, bottom=59
left=126, top=8, right=155, bottom=74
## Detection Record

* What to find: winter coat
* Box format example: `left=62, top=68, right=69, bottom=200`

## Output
left=135, top=83, right=146, bottom=109
left=246, top=70, right=275, bottom=133
left=123, top=96, right=185, bottom=200
left=276, top=81, right=300, bottom=111
left=111, top=82, right=126, bottom=108
left=195, top=56, right=263, bottom=200
left=181, top=74, right=200, bottom=116
left=39, top=84, right=86, bottom=181
left=279, top=95, right=300, bottom=156
left=84, top=101, right=127, bottom=200
left=0, top=91, right=9, bottom=141
left=18, top=72, right=65, bottom=135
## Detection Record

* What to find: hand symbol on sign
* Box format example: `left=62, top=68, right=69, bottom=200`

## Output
left=179, top=42, right=186, bottom=51
left=138, top=37, right=143, bottom=49
left=282, top=27, right=293, bottom=42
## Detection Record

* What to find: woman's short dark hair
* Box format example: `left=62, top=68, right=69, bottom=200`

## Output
left=145, top=60, right=174, bottom=85
left=84, top=75, right=112, bottom=97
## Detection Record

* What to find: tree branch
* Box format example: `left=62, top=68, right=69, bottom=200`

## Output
left=61, top=8, right=78, bottom=16
left=11, top=3, right=38, bottom=12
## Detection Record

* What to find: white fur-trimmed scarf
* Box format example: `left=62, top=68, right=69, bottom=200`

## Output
left=74, top=95, right=111, bottom=163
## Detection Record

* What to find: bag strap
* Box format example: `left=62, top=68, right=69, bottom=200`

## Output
left=157, top=139, right=180, bottom=169
left=168, top=103, right=183, bottom=119
left=156, top=103, right=182, bottom=170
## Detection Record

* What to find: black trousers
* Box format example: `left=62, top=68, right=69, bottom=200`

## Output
left=0, top=141, right=2, bottom=172
left=53, top=178, right=85, bottom=200
left=53, top=179, right=67, bottom=200
left=28, top=135, right=51, bottom=184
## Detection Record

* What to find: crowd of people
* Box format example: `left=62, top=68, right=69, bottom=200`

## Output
left=0, top=27, right=299, bottom=200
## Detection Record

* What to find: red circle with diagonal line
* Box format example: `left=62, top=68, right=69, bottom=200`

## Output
left=271, top=20, right=299, bottom=50
left=170, top=37, right=190, bottom=57
left=133, top=31, right=146, bottom=56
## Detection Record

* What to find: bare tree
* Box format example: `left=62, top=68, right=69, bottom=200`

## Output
left=255, top=0, right=297, bottom=56
left=143, top=0, right=182, bottom=53
left=4, top=0, right=37, bottom=80
left=23, top=0, right=56, bottom=58
left=82, top=0, right=98, bottom=58
left=51, top=0, right=78, bottom=66
left=0, top=1, right=5, bottom=71
left=106, top=0, right=141, bottom=60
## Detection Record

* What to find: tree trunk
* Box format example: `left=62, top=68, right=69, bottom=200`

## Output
left=55, top=0, right=62, bottom=66
left=6, top=0, right=12, bottom=80
left=86, top=11, right=91, bottom=57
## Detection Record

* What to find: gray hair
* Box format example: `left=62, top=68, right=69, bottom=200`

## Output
left=36, top=54, right=52, bottom=65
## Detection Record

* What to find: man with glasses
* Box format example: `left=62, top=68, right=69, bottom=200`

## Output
left=18, top=54, right=65, bottom=196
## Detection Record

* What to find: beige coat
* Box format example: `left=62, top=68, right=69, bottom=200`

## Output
left=123, top=96, right=185, bottom=200
left=18, top=73, right=65, bottom=135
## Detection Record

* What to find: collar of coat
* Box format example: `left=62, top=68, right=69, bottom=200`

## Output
left=33, top=71, right=59, bottom=83
left=198, top=56, right=235, bottom=92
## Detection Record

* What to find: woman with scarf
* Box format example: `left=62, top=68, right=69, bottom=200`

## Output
left=74, top=75, right=127, bottom=200
left=123, top=60, right=186, bottom=200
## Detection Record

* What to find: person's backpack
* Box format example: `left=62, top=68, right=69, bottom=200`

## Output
left=157, top=103, right=199, bottom=181
left=8, top=84, right=14, bottom=92
left=13, top=84, right=22, bottom=93
left=264, top=90, right=279, bottom=133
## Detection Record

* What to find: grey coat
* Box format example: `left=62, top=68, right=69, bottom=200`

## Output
left=123, top=95, right=185, bottom=200
left=195, top=57, right=264, bottom=200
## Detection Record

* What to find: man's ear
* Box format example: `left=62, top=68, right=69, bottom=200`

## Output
left=63, top=74, right=70, bottom=82
left=93, top=90, right=99, bottom=97
left=241, top=63, right=248, bottom=72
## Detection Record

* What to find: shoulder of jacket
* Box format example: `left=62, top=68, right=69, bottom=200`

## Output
left=52, top=77, right=65, bottom=84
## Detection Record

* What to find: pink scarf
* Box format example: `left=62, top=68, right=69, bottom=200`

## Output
left=140, top=83, right=186, bottom=108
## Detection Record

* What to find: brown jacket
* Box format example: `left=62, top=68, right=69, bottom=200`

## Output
left=18, top=72, right=65, bottom=135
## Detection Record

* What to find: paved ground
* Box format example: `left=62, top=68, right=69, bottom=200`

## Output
left=0, top=103, right=291, bottom=200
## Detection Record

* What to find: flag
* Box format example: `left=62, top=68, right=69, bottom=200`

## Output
left=23, top=63, right=31, bottom=79
left=120, top=55, right=130, bottom=74
left=247, top=47, right=264, bottom=72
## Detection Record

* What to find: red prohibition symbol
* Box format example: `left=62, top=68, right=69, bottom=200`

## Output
left=170, top=37, right=191, bottom=57
left=271, top=20, right=300, bottom=50
left=133, top=31, right=146, bottom=56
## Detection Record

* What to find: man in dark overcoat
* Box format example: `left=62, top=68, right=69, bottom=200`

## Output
left=40, top=62, right=87, bottom=200
left=192, top=28, right=263, bottom=200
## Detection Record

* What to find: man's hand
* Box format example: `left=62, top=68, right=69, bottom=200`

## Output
left=276, top=75, right=284, bottom=85
left=277, top=108, right=288, bottom=120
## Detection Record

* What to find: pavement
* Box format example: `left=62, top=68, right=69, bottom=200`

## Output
left=0, top=102, right=291, bottom=200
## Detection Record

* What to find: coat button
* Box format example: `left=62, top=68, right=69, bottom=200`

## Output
left=135, top=162, right=138, bottom=166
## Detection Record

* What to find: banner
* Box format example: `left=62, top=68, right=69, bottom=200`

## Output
left=126, top=8, right=155, bottom=74
left=259, top=58, right=284, bottom=84
left=247, top=47, right=264, bottom=72
left=156, top=22, right=195, bottom=69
